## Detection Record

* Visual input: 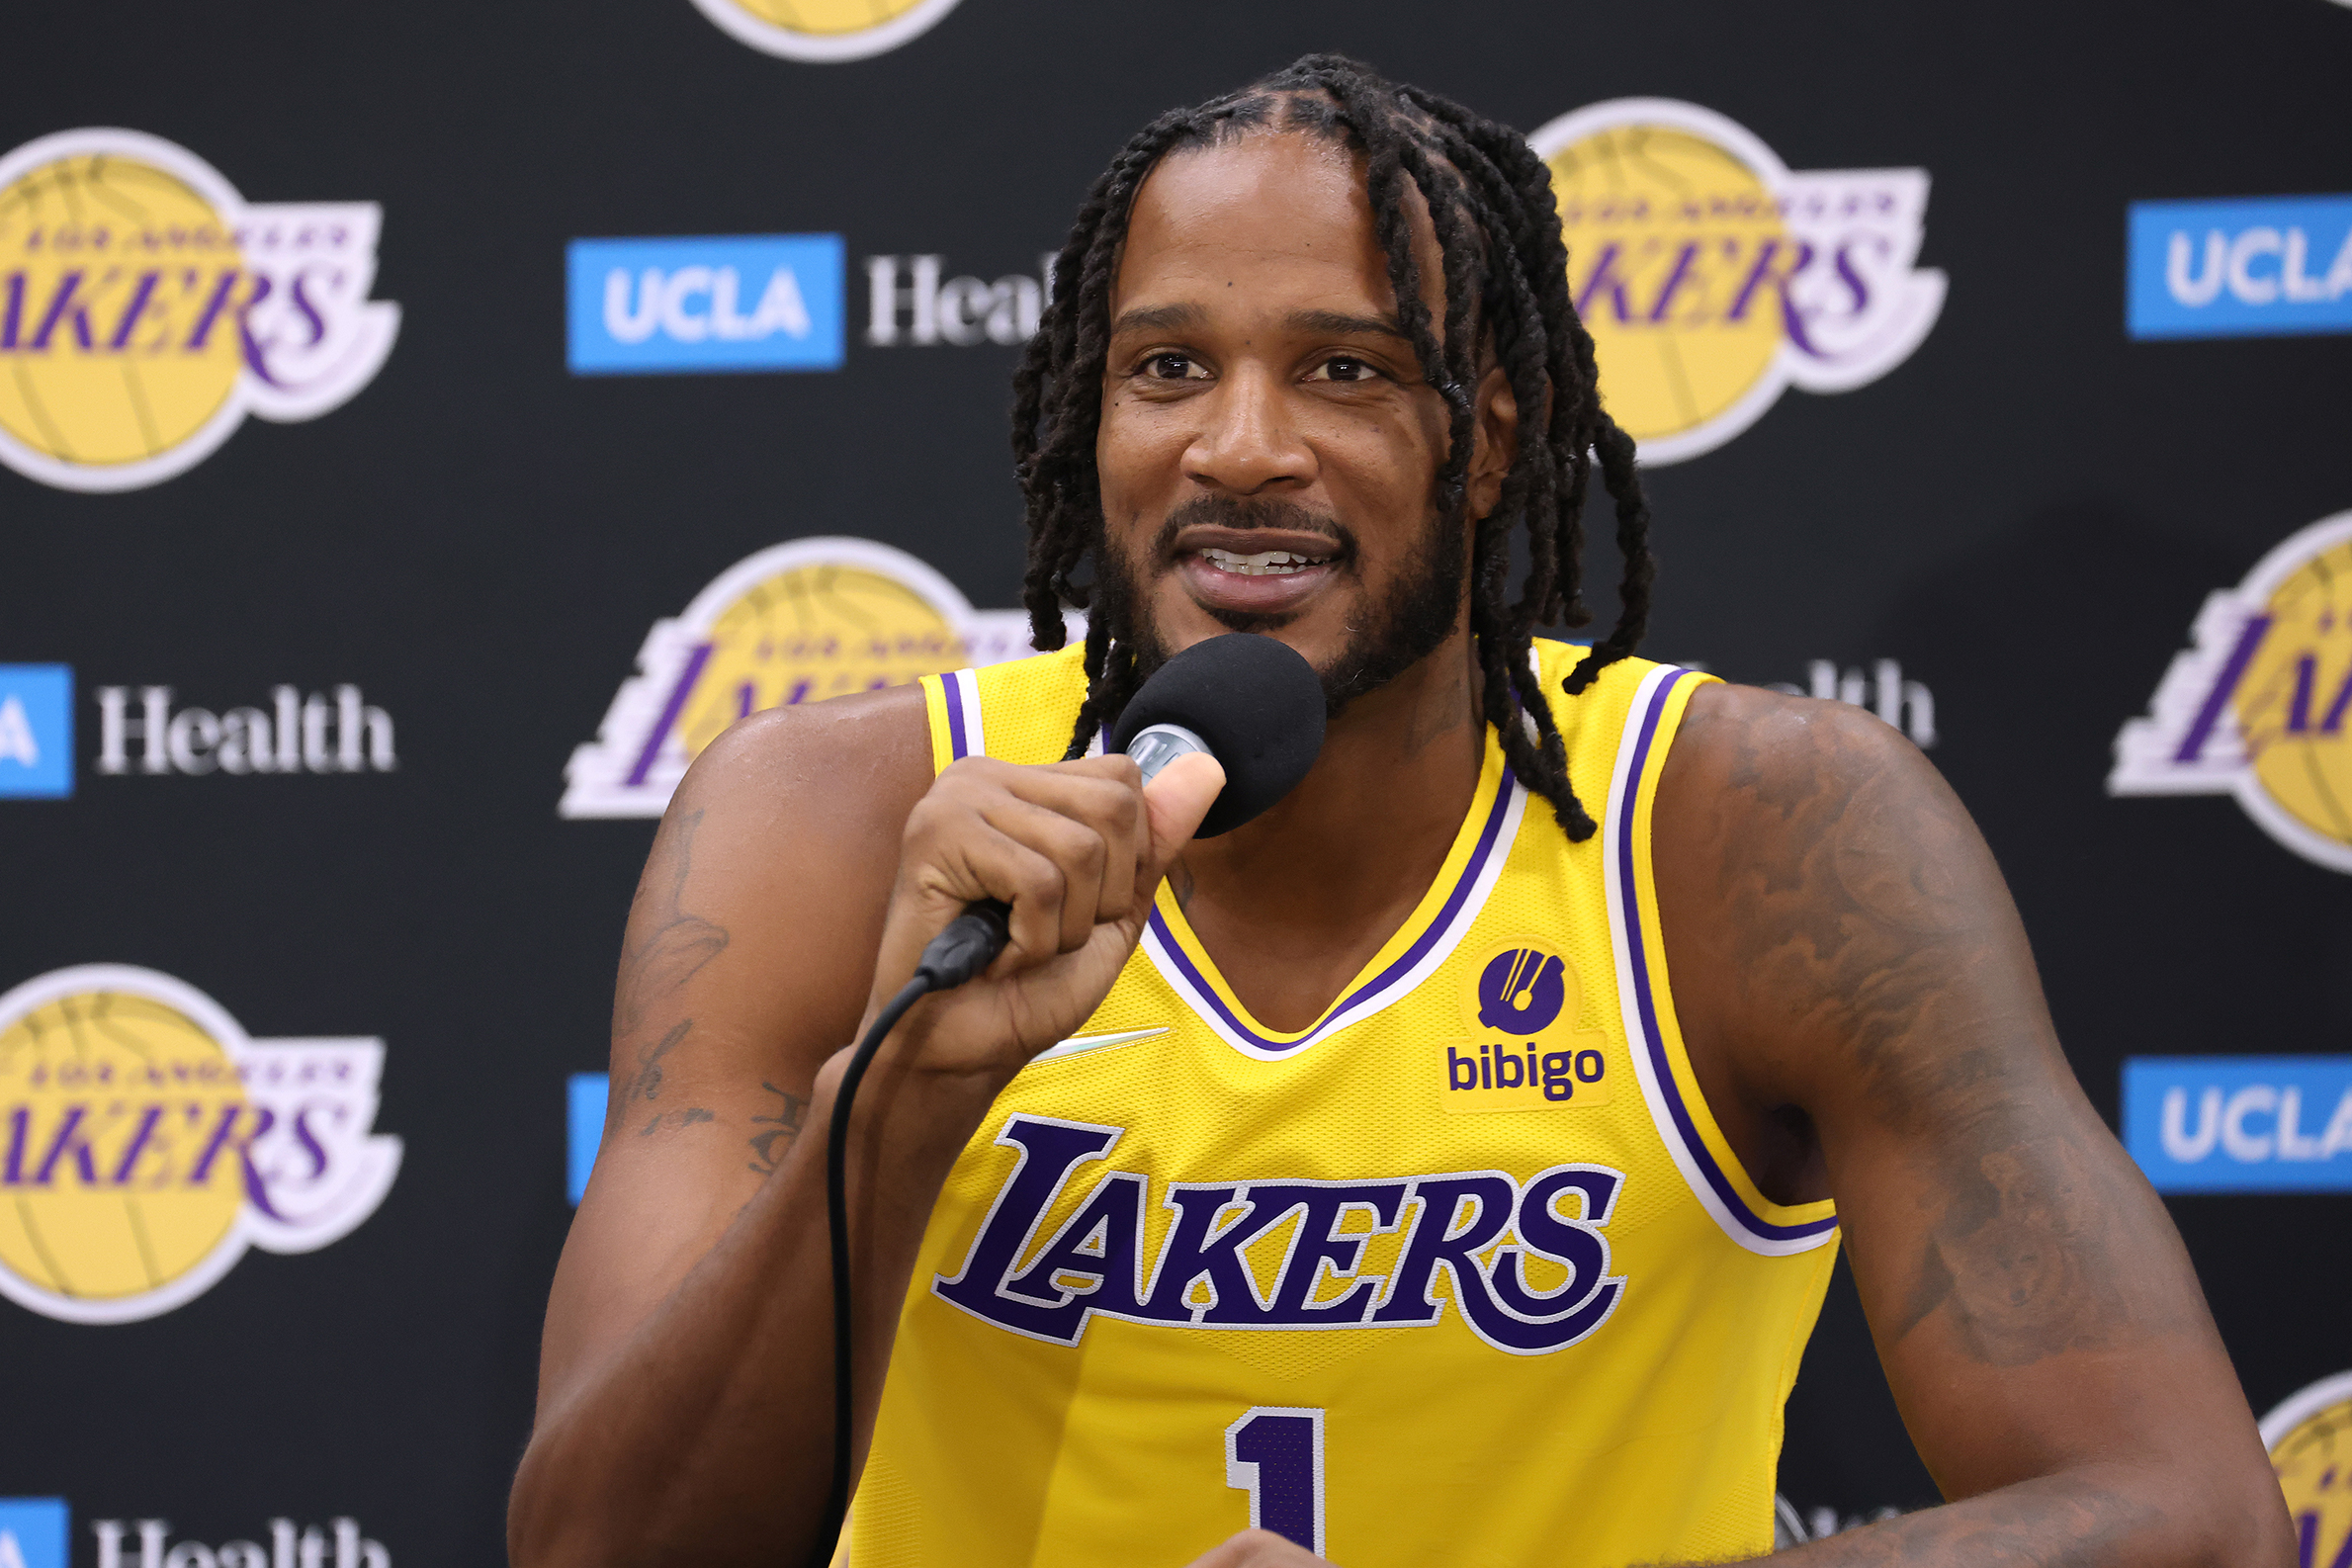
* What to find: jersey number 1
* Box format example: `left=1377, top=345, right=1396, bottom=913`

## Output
left=1224, top=1407, right=1326, bottom=1557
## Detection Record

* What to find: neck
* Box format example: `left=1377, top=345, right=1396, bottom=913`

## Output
left=1168, top=625, right=1486, bottom=1031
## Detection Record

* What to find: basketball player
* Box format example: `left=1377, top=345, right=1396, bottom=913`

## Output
left=510, top=59, right=2293, bottom=1568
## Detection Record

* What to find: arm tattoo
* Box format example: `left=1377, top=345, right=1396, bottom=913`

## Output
left=609, top=808, right=732, bottom=1134
left=747, top=1080, right=810, bottom=1176
left=1704, top=705, right=2154, bottom=1367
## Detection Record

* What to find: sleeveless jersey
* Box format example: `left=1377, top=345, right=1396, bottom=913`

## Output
left=852, top=640, right=1839, bottom=1568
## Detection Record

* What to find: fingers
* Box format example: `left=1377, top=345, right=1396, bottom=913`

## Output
left=905, top=755, right=1151, bottom=967
left=1140, top=751, right=1226, bottom=884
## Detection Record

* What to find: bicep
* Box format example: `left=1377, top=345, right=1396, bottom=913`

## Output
left=1666, top=690, right=2248, bottom=1500
left=536, top=693, right=928, bottom=1411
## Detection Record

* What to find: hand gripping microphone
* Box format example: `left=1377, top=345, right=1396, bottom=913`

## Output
left=814, top=635, right=1324, bottom=1559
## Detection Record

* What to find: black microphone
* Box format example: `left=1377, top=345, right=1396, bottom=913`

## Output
left=815, top=635, right=1325, bottom=1561
left=914, top=633, right=1326, bottom=987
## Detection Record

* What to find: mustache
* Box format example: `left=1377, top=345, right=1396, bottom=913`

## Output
left=1151, top=494, right=1354, bottom=560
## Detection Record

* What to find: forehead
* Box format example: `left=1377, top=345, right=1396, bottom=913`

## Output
left=1112, top=131, right=1403, bottom=317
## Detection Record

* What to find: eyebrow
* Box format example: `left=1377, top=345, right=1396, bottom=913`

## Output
left=1285, top=307, right=1410, bottom=342
left=1105, top=303, right=1413, bottom=342
left=1108, top=303, right=1207, bottom=335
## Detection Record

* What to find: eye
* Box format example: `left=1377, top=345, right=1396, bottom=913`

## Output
left=1139, top=352, right=1210, bottom=382
left=1307, top=355, right=1380, bottom=384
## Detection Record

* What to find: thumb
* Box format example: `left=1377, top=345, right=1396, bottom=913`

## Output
left=1139, top=751, right=1224, bottom=879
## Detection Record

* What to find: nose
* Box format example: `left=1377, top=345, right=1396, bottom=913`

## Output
left=1180, top=364, right=1314, bottom=495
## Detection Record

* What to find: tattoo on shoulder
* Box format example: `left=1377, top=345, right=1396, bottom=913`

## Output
left=1695, top=697, right=2163, bottom=1368
left=608, top=809, right=733, bottom=1130
left=747, top=1080, right=810, bottom=1176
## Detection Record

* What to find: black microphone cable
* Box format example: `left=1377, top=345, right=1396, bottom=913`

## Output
left=813, top=897, right=1009, bottom=1565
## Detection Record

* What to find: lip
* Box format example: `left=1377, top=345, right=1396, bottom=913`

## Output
left=1169, top=524, right=1345, bottom=617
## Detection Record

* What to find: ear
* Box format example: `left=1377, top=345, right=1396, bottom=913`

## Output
left=1466, top=363, right=1520, bottom=522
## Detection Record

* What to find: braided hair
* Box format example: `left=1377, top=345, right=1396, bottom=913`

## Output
left=1011, top=54, right=1655, bottom=840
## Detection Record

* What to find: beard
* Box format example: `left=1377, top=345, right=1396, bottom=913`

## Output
left=1094, top=493, right=1467, bottom=720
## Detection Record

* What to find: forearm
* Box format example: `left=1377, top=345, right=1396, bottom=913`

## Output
left=1755, top=1463, right=2283, bottom=1568
left=508, top=1050, right=1003, bottom=1567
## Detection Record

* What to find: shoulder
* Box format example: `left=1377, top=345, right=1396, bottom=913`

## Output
left=674, top=680, right=933, bottom=832
left=1658, top=677, right=1954, bottom=840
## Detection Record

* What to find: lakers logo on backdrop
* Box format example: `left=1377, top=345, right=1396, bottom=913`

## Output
left=1528, top=100, right=1946, bottom=465
left=0, top=130, right=396, bottom=492
left=687, top=0, right=963, bottom=61
left=2261, top=1370, right=2352, bottom=1567
left=0, top=965, right=400, bottom=1324
left=1439, top=941, right=1612, bottom=1112
left=2111, top=511, right=2352, bottom=872
left=563, top=536, right=1052, bottom=818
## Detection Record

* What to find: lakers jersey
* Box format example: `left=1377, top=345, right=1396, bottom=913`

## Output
left=856, top=640, right=1839, bottom=1568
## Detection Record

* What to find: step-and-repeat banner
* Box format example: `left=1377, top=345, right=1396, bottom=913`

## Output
left=3, top=0, right=2347, bottom=1561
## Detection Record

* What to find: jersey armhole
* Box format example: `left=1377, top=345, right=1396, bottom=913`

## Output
left=1605, top=664, right=1840, bottom=1258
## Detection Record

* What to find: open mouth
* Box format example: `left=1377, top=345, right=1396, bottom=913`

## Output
left=1196, top=547, right=1337, bottom=577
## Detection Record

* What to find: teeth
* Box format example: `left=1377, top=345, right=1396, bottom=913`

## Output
left=1201, top=548, right=1331, bottom=576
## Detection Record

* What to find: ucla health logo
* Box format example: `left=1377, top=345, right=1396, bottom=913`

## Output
left=563, top=536, right=1048, bottom=818
left=568, top=234, right=843, bottom=374
left=0, top=965, right=400, bottom=1324
left=1528, top=100, right=1943, bottom=465
left=2128, top=194, right=2352, bottom=339
left=0, top=665, right=72, bottom=799
left=0, top=130, right=396, bottom=492
left=687, top=0, right=963, bottom=61
left=2110, top=511, right=2352, bottom=871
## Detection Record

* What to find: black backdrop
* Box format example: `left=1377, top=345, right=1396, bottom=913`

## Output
left=5, top=0, right=2349, bottom=1560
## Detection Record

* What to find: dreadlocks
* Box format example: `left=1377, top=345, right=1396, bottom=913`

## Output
left=1010, top=54, right=1655, bottom=841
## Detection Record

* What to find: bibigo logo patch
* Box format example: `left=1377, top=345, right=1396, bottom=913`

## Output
left=1438, top=941, right=1612, bottom=1112
left=687, top=0, right=964, bottom=61
left=0, top=130, right=396, bottom=493
left=2110, top=510, right=2352, bottom=872
left=2261, top=1370, right=2352, bottom=1568
left=1530, top=99, right=1945, bottom=465
left=563, top=536, right=1050, bottom=819
left=0, top=965, right=400, bottom=1324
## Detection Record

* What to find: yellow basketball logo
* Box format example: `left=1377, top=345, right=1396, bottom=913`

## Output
left=688, top=0, right=964, bottom=61
left=0, top=130, right=397, bottom=492
left=1529, top=100, right=1946, bottom=465
left=0, top=965, right=402, bottom=1324
left=564, top=536, right=1049, bottom=818
left=2112, top=511, right=2352, bottom=872
left=2261, top=1371, right=2352, bottom=1568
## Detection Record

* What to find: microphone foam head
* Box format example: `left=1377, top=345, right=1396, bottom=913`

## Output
left=1109, top=634, right=1326, bottom=837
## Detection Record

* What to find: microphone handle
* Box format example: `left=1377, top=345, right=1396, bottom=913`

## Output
left=914, top=898, right=1011, bottom=990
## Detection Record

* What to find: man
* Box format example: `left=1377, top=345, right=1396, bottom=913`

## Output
left=509, top=57, right=2292, bottom=1568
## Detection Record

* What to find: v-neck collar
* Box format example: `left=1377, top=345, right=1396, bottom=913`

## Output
left=1139, top=740, right=1526, bottom=1061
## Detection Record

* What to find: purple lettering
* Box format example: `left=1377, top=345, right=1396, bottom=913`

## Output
left=183, top=268, right=243, bottom=350
left=109, top=1104, right=169, bottom=1185
left=1001, top=1170, right=1150, bottom=1318
left=1574, top=243, right=1634, bottom=323
left=1646, top=241, right=1704, bottom=324
left=288, top=268, right=331, bottom=347
left=187, top=1102, right=284, bottom=1219
left=1726, top=239, right=1807, bottom=324
left=1144, top=1183, right=1285, bottom=1324
left=107, top=269, right=164, bottom=351
left=28, top=270, right=95, bottom=351
left=933, top=1115, right=1122, bottom=1343
left=1, top=1104, right=27, bottom=1182
left=2176, top=616, right=2272, bottom=763
left=32, top=1106, right=99, bottom=1185
left=0, top=272, right=23, bottom=349
left=1370, top=1175, right=1515, bottom=1327
left=1250, top=1181, right=1407, bottom=1322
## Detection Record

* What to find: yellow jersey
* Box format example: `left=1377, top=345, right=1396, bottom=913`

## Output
left=855, top=639, right=1839, bottom=1568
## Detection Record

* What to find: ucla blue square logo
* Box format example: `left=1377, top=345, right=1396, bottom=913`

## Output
left=0, top=1498, right=69, bottom=1568
left=566, top=234, right=846, bottom=375
left=567, top=1073, right=609, bottom=1205
left=0, top=665, right=71, bottom=799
